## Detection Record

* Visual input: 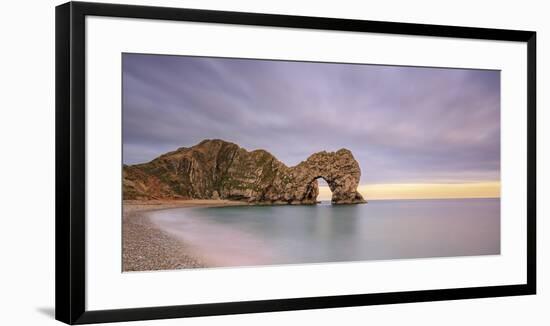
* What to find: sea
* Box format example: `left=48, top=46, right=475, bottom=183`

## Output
left=148, top=198, right=500, bottom=268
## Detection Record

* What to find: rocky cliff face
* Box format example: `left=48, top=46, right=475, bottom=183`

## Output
left=123, top=139, right=366, bottom=205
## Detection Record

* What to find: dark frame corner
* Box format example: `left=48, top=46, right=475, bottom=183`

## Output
left=56, top=1, right=536, bottom=324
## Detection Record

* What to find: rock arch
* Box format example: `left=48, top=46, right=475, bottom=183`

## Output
left=123, top=139, right=366, bottom=205
left=291, top=149, right=366, bottom=204
left=259, top=148, right=366, bottom=205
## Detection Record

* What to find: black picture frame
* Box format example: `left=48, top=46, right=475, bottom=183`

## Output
left=55, top=1, right=536, bottom=324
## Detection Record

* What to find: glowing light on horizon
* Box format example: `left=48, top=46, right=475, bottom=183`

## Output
left=317, top=182, right=500, bottom=201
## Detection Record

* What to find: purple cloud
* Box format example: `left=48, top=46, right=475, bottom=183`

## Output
left=122, top=53, right=500, bottom=184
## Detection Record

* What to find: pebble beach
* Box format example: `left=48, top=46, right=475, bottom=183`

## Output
left=122, top=199, right=245, bottom=272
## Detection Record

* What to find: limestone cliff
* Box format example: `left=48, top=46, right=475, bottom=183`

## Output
left=123, top=139, right=366, bottom=205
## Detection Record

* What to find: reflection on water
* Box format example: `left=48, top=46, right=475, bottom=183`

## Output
left=148, top=198, right=500, bottom=268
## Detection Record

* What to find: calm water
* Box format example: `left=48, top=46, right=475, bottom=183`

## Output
left=148, top=198, right=500, bottom=268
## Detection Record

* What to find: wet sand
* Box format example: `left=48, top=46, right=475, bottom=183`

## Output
left=122, top=199, right=246, bottom=272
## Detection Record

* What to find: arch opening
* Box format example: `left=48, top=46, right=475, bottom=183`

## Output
left=303, top=176, right=336, bottom=204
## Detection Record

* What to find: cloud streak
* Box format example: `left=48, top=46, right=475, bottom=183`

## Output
left=122, top=54, right=500, bottom=185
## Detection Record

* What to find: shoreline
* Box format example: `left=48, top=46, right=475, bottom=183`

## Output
left=122, top=199, right=245, bottom=272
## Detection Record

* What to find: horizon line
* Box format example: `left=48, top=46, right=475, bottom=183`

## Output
left=318, top=181, right=500, bottom=201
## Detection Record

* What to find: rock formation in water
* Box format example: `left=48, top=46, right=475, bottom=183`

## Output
left=123, top=139, right=366, bottom=205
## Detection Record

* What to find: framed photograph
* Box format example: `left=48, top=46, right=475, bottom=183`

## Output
left=56, top=1, right=536, bottom=324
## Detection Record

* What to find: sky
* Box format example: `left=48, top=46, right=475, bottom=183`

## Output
left=122, top=53, right=500, bottom=198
